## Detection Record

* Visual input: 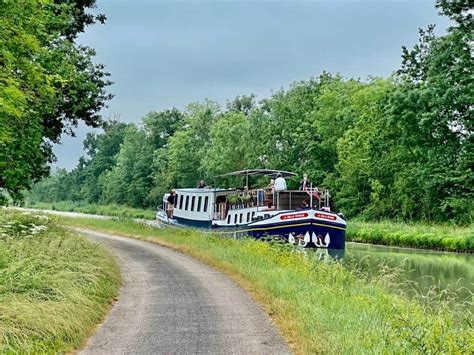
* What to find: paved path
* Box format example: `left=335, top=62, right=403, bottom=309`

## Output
left=77, top=228, right=290, bottom=355
left=14, top=208, right=162, bottom=228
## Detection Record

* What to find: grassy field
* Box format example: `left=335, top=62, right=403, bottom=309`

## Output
left=0, top=209, right=121, bottom=353
left=58, top=216, right=473, bottom=354
left=348, top=220, right=474, bottom=252
left=26, top=201, right=156, bottom=219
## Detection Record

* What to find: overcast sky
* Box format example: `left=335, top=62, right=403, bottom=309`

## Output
left=54, top=0, right=450, bottom=170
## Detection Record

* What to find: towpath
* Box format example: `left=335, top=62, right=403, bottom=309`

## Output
left=12, top=207, right=161, bottom=228
left=76, top=228, right=290, bottom=354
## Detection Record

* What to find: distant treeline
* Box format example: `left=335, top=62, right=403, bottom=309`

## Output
left=28, top=1, right=472, bottom=224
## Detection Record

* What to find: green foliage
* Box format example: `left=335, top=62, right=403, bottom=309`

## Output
left=101, top=126, right=154, bottom=207
left=0, top=209, right=120, bottom=353
left=202, top=111, right=252, bottom=176
left=225, top=193, right=240, bottom=204
left=143, top=108, right=185, bottom=149
left=165, top=101, right=220, bottom=188
left=347, top=220, right=474, bottom=252
left=0, top=0, right=111, bottom=197
left=81, top=121, right=130, bottom=203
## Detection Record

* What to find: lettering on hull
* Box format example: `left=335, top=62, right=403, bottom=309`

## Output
left=314, top=213, right=337, bottom=221
left=280, top=212, right=308, bottom=220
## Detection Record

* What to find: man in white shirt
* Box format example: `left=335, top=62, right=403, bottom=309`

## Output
left=273, top=173, right=287, bottom=209
left=274, top=173, right=287, bottom=192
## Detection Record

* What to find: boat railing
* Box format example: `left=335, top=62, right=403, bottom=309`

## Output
left=272, top=188, right=330, bottom=211
left=212, top=187, right=330, bottom=219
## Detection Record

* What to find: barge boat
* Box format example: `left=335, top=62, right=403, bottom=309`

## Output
left=156, top=169, right=346, bottom=249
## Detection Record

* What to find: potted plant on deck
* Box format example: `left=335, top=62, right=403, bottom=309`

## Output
left=226, top=193, right=240, bottom=209
left=240, top=194, right=253, bottom=208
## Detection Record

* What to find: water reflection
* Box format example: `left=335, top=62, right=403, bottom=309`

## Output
left=343, top=242, right=473, bottom=303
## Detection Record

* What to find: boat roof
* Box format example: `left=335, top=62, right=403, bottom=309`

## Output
left=175, top=188, right=235, bottom=193
left=214, top=169, right=297, bottom=178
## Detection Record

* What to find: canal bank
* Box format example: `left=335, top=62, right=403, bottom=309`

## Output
left=347, top=220, right=473, bottom=253
left=53, top=216, right=473, bottom=354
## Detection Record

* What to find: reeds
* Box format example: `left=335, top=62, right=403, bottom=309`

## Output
left=0, top=210, right=121, bottom=353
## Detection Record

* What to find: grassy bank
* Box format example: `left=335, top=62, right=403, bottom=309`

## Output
left=58, top=216, right=473, bottom=354
left=0, top=210, right=121, bottom=353
left=26, top=201, right=155, bottom=219
left=348, top=220, right=474, bottom=253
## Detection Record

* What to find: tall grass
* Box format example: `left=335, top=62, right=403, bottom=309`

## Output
left=0, top=210, right=121, bottom=353
left=348, top=220, right=474, bottom=252
left=59, top=217, right=473, bottom=354
left=26, top=201, right=156, bottom=219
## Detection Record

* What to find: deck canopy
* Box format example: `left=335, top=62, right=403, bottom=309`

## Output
left=214, top=169, right=297, bottom=179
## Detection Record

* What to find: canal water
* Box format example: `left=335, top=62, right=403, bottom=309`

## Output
left=339, top=243, right=474, bottom=303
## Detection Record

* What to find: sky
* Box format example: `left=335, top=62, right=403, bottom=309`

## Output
left=54, top=0, right=450, bottom=170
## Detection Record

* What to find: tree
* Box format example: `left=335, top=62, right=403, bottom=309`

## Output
left=80, top=121, right=129, bottom=202
left=309, top=75, right=365, bottom=183
left=143, top=109, right=185, bottom=150
left=201, top=111, right=252, bottom=176
left=331, top=79, right=397, bottom=218
left=0, top=0, right=112, bottom=201
left=163, top=101, right=220, bottom=188
left=260, top=74, right=359, bottom=188
left=226, top=95, right=256, bottom=116
left=143, top=108, right=185, bottom=204
left=391, top=0, right=473, bottom=222
left=101, top=125, right=154, bottom=207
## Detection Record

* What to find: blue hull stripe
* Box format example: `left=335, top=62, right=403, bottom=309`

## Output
left=162, top=214, right=346, bottom=249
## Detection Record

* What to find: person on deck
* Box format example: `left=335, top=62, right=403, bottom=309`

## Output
left=274, top=173, right=287, bottom=192
left=274, top=173, right=287, bottom=209
left=300, top=198, right=310, bottom=209
left=267, top=179, right=275, bottom=193
left=264, top=200, right=275, bottom=211
left=299, top=173, right=310, bottom=191
left=166, top=189, right=176, bottom=220
left=197, top=179, right=206, bottom=188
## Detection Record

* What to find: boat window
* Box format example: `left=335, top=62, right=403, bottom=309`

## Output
left=246, top=212, right=250, bottom=222
left=239, top=214, right=243, bottom=223
left=197, top=196, right=202, bottom=212
left=191, top=196, right=195, bottom=211
left=227, top=214, right=231, bottom=224
left=185, top=196, right=189, bottom=210
left=234, top=214, right=237, bottom=224
left=252, top=211, right=255, bottom=219
left=175, top=194, right=179, bottom=209
left=179, top=194, right=184, bottom=209
left=203, top=196, right=209, bottom=212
